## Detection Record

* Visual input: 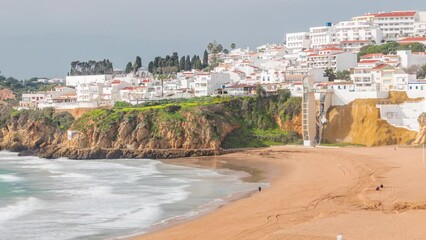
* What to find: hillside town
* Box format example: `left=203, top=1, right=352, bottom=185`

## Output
left=18, top=10, right=426, bottom=137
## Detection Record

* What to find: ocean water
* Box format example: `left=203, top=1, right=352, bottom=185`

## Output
left=0, top=151, right=262, bottom=240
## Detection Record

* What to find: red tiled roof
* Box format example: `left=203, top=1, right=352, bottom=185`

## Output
left=359, top=60, right=380, bottom=64
left=374, top=11, right=416, bottom=18
left=111, top=80, right=121, bottom=84
left=399, top=37, right=426, bottom=42
left=361, top=53, right=384, bottom=58
left=372, top=64, right=391, bottom=70
left=321, top=47, right=343, bottom=51
left=122, top=87, right=135, bottom=90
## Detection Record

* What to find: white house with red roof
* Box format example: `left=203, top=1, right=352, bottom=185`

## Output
left=120, top=86, right=150, bottom=104
left=372, top=11, right=425, bottom=40
left=304, top=47, right=357, bottom=71
left=351, top=61, right=414, bottom=91
left=398, top=37, right=426, bottom=45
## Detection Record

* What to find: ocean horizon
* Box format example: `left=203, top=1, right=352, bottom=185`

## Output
left=0, top=151, right=261, bottom=240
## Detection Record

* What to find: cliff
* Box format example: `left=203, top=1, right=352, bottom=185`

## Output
left=0, top=93, right=302, bottom=159
left=323, top=92, right=418, bottom=146
left=413, top=113, right=426, bottom=145
left=0, top=88, right=15, bottom=101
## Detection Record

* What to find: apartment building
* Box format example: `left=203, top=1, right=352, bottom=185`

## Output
left=285, top=32, right=311, bottom=53
left=372, top=11, right=426, bottom=40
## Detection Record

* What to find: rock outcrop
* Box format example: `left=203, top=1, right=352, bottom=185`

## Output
left=0, top=88, right=15, bottom=101
left=0, top=93, right=302, bottom=159
left=323, top=92, right=418, bottom=146
left=413, top=113, right=426, bottom=145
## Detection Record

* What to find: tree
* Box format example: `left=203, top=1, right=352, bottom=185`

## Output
left=133, top=56, right=142, bottom=73
left=418, top=64, right=426, bottom=79
left=207, top=42, right=214, bottom=53
left=398, top=42, right=426, bottom=52
left=179, top=56, right=186, bottom=71
left=207, top=41, right=224, bottom=54
left=336, top=70, right=351, bottom=80
left=148, top=61, right=155, bottom=73
left=357, top=42, right=426, bottom=60
left=193, top=58, right=202, bottom=70
left=125, top=62, right=133, bottom=74
left=185, top=55, right=191, bottom=71
left=203, top=50, right=209, bottom=68
left=231, top=43, right=236, bottom=50
left=69, top=60, right=113, bottom=76
left=324, top=68, right=336, bottom=82
left=256, top=85, right=265, bottom=97
left=217, top=44, right=223, bottom=53
left=223, top=49, right=229, bottom=54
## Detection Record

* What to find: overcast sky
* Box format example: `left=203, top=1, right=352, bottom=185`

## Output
left=1, top=0, right=426, bottom=79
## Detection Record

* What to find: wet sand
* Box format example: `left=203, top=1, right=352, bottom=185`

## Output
left=134, top=146, right=426, bottom=240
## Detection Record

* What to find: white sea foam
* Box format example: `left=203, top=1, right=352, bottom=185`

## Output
left=55, top=185, right=115, bottom=198
left=0, top=174, right=23, bottom=182
left=0, top=152, right=259, bottom=240
left=0, top=197, right=43, bottom=223
left=50, top=172, right=93, bottom=180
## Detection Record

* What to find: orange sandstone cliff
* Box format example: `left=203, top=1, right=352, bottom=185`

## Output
left=323, top=92, right=419, bottom=146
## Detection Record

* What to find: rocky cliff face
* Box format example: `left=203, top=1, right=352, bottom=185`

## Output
left=0, top=88, right=15, bottom=101
left=0, top=93, right=302, bottom=159
left=0, top=107, right=71, bottom=152
left=413, top=113, right=426, bottom=145
left=323, top=92, right=418, bottom=146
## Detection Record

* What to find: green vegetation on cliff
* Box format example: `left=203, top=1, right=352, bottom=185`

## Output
left=358, top=42, right=426, bottom=60
left=72, top=91, right=302, bottom=149
left=0, top=92, right=302, bottom=155
left=0, top=105, right=74, bottom=132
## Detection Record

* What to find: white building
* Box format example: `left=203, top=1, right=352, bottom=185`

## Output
left=372, top=11, right=423, bottom=40
left=351, top=62, right=412, bottom=91
left=66, top=74, right=113, bottom=87
left=20, top=93, right=47, bottom=108
left=305, top=47, right=357, bottom=71
left=340, top=40, right=372, bottom=53
left=407, top=80, right=426, bottom=98
left=193, top=73, right=230, bottom=97
left=396, top=50, right=426, bottom=68
left=309, top=25, right=336, bottom=49
left=335, top=20, right=383, bottom=44
left=285, top=32, right=311, bottom=53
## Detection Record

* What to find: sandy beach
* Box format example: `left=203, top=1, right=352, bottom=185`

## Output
left=134, top=146, right=426, bottom=240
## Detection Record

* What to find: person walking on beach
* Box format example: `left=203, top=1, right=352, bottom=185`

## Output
left=258, top=186, right=262, bottom=192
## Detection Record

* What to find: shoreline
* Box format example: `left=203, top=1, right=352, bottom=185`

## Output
left=116, top=151, right=275, bottom=240
left=133, top=145, right=426, bottom=240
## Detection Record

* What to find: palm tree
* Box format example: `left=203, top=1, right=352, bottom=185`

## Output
left=207, top=43, right=214, bottom=53
left=231, top=43, right=236, bottom=49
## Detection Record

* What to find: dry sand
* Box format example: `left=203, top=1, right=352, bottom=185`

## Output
left=134, top=146, right=426, bottom=240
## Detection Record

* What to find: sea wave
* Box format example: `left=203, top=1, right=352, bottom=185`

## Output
left=0, top=174, right=24, bottom=182
left=0, top=197, right=43, bottom=223
left=55, top=185, right=116, bottom=198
